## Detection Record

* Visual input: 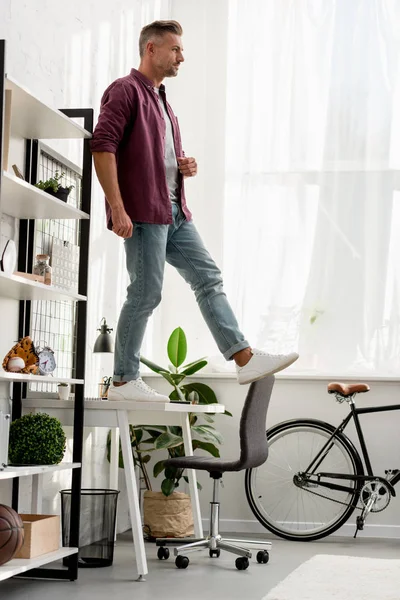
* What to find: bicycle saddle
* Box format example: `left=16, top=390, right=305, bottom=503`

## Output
left=327, top=382, right=370, bottom=396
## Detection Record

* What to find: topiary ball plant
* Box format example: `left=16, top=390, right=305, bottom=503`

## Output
left=9, top=413, right=66, bottom=465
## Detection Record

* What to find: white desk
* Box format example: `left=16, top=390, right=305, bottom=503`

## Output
left=22, top=398, right=225, bottom=580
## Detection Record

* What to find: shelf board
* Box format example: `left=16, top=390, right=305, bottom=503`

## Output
left=0, top=547, right=78, bottom=581
left=0, top=271, right=86, bottom=302
left=0, top=463, right=81, bottom=480
left=1, top=172, right=89, bottom=220
left=5, top=76, right=91, bottom=140
left=0, top=371, right=83, bottom=385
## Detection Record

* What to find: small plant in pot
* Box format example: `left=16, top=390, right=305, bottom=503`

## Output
left=35, top=171, right=74, bottom=203
left=9, top=412, right=66, bottom=465
left=57, top=382, right=70, bottom=400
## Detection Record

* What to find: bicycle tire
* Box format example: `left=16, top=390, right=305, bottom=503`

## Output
left=245, top=419, right=364, bottom=541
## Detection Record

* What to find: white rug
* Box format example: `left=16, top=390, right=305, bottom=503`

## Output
left=263, top=554, right=400, bottom=600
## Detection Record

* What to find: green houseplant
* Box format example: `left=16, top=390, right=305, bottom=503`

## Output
left=35, top=171, right=74, bottom=203
left=9, top=412, right=66, bottom=465
left=107, top=327, right=231, bottom=496
left=141, top=326, right=230, bottom=496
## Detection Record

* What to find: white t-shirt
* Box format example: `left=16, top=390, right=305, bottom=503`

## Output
left=154, top=87, right=179, bottom=203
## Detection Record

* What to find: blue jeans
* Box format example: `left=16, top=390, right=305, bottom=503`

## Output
left=113, top=203, right=249, bottom=381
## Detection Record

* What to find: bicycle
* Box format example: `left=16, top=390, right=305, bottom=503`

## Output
left=245, top=381, right=400, bottom=541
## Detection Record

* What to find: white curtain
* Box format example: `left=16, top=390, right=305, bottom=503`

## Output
left=224, top=0, right=400, bottom=374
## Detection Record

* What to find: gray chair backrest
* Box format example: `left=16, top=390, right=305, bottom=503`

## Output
left=237, top=376, right=275, bottom=469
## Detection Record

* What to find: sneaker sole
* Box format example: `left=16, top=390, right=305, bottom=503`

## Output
left=107, top=394, right=170, bottom=403
left=237, top=354, right=299, bottom=385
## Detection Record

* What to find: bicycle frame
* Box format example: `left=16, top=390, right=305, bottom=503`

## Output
left=302, top=400, right=400, bottom=494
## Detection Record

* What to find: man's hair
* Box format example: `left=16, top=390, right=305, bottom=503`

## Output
left=139, top=20, right=183, bottom=58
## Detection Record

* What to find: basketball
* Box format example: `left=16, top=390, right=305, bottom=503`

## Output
left=0, top=504, right=24, bottom=566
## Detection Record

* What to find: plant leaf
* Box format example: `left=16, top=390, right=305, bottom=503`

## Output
left=181, top=382, right=218, bottom=404
left=181, top=357, right=207, bottom=371
left=191, top=425, right=223, bottom=445
left=155, top=432, right=184, bottom=450
left=169, top=425, right=182, bottom=437
left=141, top=455, right=151, bottom=464
left=139, top=355, right=168, bottom=374
left=183, top=476, right=202, bottom=491
left=169, top=373, right=187, bottom=385
left=141, top=426, right=167, bottom=435
left=192, top=439, right=220, bottom=457
left=153, top=460, right=166, bottom=478
left=169, top=389, right=180, bottom=400
left=202, top=414, right=215, bottom=423
left=165, top=465, right=179, bottom=480
left=167, top=327, right=187, bottom=368
left=180, top=359, right=208, bottom=376
left=161, top=478, right=176, bottom=496
left=224, top=410, right=233, bottom=417
left=160, top=371, right=177, bottom=386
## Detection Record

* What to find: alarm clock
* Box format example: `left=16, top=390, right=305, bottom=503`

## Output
left=37, top=346, right=56, bottom=375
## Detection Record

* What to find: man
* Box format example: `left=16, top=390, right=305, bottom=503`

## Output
left=91, top=20, right=298, bottom=402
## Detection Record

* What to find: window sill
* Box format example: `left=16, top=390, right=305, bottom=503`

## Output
left=142, top=371, right=400, bottom=383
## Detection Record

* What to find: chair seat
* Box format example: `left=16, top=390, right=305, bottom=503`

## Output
left=327, top=382, right=370, bottom=396
left=165, top=455, right=242, bottom=473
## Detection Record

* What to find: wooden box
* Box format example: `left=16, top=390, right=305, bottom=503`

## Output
left=15, top=514, right=60, bottom=559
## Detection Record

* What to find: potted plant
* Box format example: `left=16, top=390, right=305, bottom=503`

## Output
left=107, top=327, right=231, bottom=539
left=8, top=412, right=66, bottom=465
left=35, top=171, right=74, bottom=203
left=57, top=382, right=70, bottom=400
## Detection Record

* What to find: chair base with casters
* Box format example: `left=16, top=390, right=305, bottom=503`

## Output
left=156, top=376, right=275, bottom=571
left=157, top=471, right=271, bottom=570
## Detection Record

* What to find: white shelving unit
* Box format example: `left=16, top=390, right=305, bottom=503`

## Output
left=5, top=76, right=91, bottom=140
left=0, top=271, right=86, bottom=302
left=0, top=548, right=79, bottom=582
left=0, top=39, right=93, bottom=584
left=1, top=172, right=89, bottom=220
left=0, top=463, right=81, bottom=480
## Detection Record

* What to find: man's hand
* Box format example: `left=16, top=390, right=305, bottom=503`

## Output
left=177, top=156, right=197, bottom=178
left=111, top=206, right=133, bottom=238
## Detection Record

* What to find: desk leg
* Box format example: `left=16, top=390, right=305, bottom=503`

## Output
left=110, top=428, right=120, bottom=542
left=117, top=410, right=148, bottom=580
left=110, top=428, right=120, bottom=490
left=181, top=413, right=203, bottom=538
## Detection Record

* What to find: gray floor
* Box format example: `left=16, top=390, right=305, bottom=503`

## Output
left=1, top=532, right=399, bottom=600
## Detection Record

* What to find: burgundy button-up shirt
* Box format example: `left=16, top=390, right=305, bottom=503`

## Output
left=90, top=68, right=192, bottom=227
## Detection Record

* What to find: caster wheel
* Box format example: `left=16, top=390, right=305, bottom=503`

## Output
left=175, top=555, right=189, bottom=569
left=157, top=547, right=170, bottom=560
left=256, top=550, right=269, bottom=564
left=235, top=557, right=249, bottom=570
left=209, top=549, right=221, bottom=558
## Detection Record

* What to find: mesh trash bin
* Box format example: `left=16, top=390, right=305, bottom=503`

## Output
left=61, top=488, right=119, bottom=567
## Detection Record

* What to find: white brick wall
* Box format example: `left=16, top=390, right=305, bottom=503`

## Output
left=0, top=0, right=170, bottom=532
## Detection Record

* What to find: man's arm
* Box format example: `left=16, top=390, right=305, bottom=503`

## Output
left=91, top=81, right=134, bottom=238
left=92, top=152, right=133, bottom=238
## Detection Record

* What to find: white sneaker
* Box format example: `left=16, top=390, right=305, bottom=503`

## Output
left=108, top=378, right=170, bottom=402
left=236, top=349, right=299, bottom=385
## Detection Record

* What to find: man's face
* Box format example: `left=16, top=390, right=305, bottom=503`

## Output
left=151, top=33, right=184, bottom=78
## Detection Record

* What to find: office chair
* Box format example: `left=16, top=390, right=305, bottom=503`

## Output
left=156, top=376, right=274, bottom=571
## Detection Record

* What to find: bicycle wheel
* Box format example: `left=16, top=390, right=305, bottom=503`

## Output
left=245, top=419, right=363, bottom=541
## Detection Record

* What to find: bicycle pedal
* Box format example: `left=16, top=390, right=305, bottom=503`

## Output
left=385, top=469, right=399, bottom=482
